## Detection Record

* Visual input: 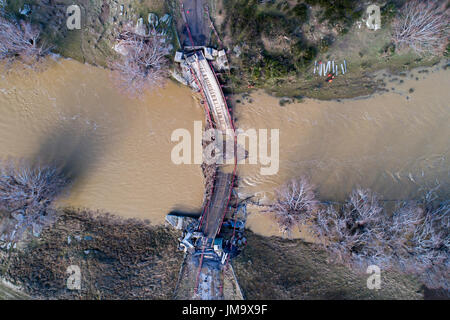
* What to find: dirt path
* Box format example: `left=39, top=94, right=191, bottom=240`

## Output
left=181, top=0, right=210, bottom=46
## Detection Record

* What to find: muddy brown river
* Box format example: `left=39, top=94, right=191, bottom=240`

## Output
left=0, top=59, right=205, bottom=223
left=235, top=63, right=449, bottom=237
left=0, top=58, right=448, bottom=237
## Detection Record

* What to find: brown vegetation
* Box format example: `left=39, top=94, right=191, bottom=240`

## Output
left=232, top=230, right=423, bottom=300
left=0, top=13, right=47, bottom=65
left=267, top=177, right=318, bottom=235
left=392, top=0, right=449, bottom=56
left=269, top=177, right=449, bottom=290
left=110, top=29, right=170, bottom=96
left=1, top=209, right=184, bottom=299
left=0, top=159, right=67, bottom=243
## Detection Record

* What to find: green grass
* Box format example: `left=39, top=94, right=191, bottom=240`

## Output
left=4, top=0, right=169, bottom=66
left=220, top=0, right=442, bottom=100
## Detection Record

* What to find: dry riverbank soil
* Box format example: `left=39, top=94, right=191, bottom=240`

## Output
left=232, top=231, right=423, bottom=300
left=0, top=209, right=184, bottom=299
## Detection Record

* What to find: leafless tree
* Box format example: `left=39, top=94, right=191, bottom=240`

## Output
left=0, top=159, right=67, bottom=243
left=270, top=178, right=449, bottom=289
left=110, top=30, right=170, bottom=96
left=392, top=0, right=449, bottom=56
left=306, top=189, right=386, bottom=268
left=267, top=177, right=318, bottom=235
left=389, top=200, right=449, bottom=289
left=0, top=14, right=47, bottom=65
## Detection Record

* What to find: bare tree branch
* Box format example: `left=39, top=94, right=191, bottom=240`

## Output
left=0, top=13, right=48, bottom=65
left=266, top=177, right=318, bottom=235
left=392, top=0, right=449, bottom=56
left=390, top=200, right=449, bottom=289
left=0, top=159, right=68, bottom=243
left=110, top=28, right=170, bottom=96
left=270, top=178, right=449, bottom=289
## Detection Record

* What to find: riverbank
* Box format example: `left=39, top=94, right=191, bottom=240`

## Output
left=0, top=209, right=426, bottom=300
left=3, top=0, right=173, bottom=67
left=232, top=231, right=423, bottom=299
left=213, top=0, right=445, bottom=100
left=0, top=209, right=184, bottom=299
left=234, top=59, right=450, bottom=240
left=4, top=0, right=445, bottom=101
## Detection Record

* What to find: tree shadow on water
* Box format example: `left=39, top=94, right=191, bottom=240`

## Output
left=30, top=124, right=107, bottom=195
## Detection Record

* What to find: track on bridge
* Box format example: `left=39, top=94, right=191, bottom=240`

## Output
left=178, top=0, right=238, bottom=298
left=200, top=171, right=234, bottom=240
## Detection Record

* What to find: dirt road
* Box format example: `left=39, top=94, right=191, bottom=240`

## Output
left=181, top=0, right=211, bottom=46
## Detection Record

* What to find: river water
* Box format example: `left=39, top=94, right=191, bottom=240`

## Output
left=0, top=59, right=205, bottom=223
left=0, top=58, right=448, bottom=237
left=235, top=63, right=450, bottom=237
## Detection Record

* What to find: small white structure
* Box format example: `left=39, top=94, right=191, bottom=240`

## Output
left=181, top=233, right=195, bottom=252
left=174, top=51, right=184, bottom=63
left=148, top=13, right=159, bottom=28
left=216, top=49, right=229, bottom=70
left=366, top=4, right=381, bottom=31
left=160, top=14, right=172, bottom=26
left=233, top=45, right=241, bottom=57
left=135, top=18, right=147, bottom=36
left=166, top=214, right=185, bottom=230
left=213, top=238, right=223, bottom=257
left=204, top=47, right=218, bottom=60
left=313, top=60, right=347, bottom=76
left=20, top=4, right=31, bottom=16
left=221, top=252, right=228, bottom=264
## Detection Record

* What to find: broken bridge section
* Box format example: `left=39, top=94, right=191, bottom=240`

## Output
left=167, top=0, right=245, bottom=300
left=184, top=50, right=232, bottom=132
left=200, top=171, right=234, bottom=241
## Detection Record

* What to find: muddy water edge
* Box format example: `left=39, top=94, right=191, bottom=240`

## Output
left=0, top=59, right=206, bottom=224
left=234, top=61, right=450, bottom=238
left=1, top=58, right=449, bottom=241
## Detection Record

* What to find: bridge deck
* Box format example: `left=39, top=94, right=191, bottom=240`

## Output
left=201, top=171, right=234, bottom=240
left=186, top=51, right=232, bottom=132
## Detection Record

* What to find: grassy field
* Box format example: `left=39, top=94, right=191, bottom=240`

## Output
left=233, top=231, right=423, bottom=300
left=259, top=23, right=440, bottom=99
left=0, top=222, right=433, bottom=300
left=3, top=0, right=171, bottom=66
left=215, top=0, right=441, bottom=99
left=0, top=209, right=184, bottom=299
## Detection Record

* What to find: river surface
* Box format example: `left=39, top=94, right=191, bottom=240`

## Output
left=235, top=63, right=450, bottom=237
left=0, top=59, right=448, bottom=237
left=0, top=59, right=205, bottom=223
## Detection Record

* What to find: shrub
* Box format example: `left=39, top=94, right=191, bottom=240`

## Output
left=110, top=29, right=170, bottom=96
left=392, top=0, right=449, bottom=56
left=0, top=13, right=47, bottom=65
left=270, top=177, right=450, bottom=289
left=0, top=159, right=67, bottom=242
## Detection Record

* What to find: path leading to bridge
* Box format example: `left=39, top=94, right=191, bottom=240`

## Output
left=185, top=51, right=233, bottom=132
left=171, top=0, right=242, bottom=300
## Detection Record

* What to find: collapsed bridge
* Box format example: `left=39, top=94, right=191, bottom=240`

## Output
left=167, top=0, right=246, bottom=300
